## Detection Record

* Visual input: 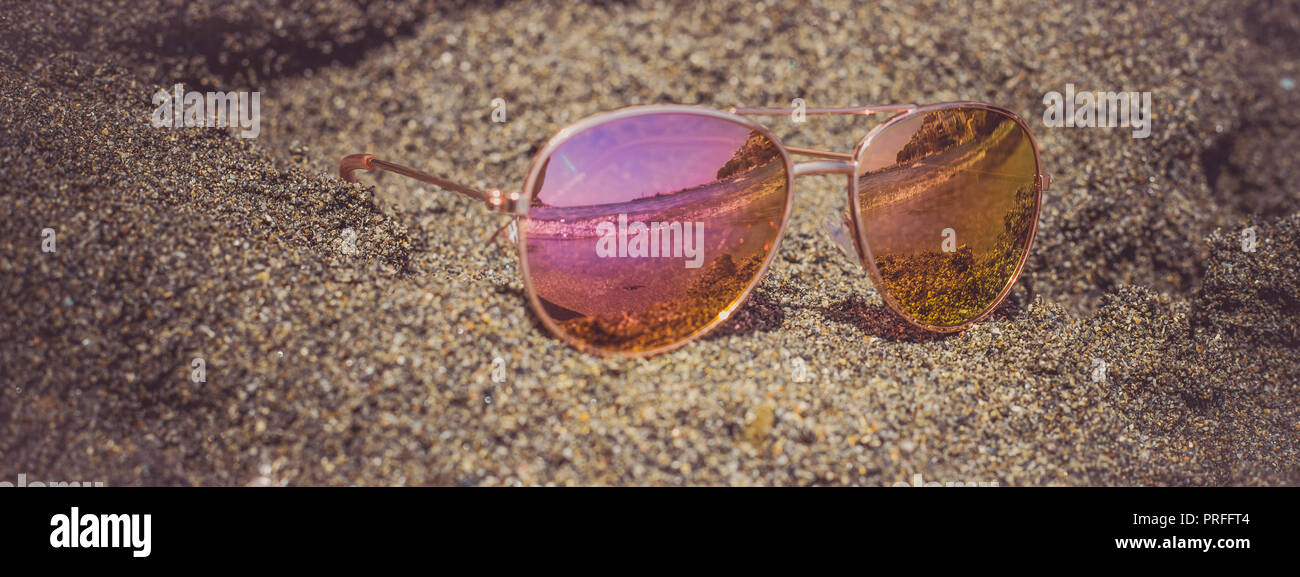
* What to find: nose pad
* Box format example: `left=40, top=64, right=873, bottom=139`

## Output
left=487, top=218, right=518, bottom=246
left=822, top=209, right=863, bottom=266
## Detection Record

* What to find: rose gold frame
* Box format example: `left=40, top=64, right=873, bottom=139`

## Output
left=340, top=102, right=1050, bottom=357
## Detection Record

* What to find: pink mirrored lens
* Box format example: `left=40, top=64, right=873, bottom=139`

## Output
left=524, top=113, right=789, bottom=353
left=856, top=106, right=1039, bottom=327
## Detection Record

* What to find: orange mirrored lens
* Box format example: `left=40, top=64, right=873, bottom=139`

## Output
left=524, top=113, right=789, bottom=353
left=856, top=106, right=1039, bottom=327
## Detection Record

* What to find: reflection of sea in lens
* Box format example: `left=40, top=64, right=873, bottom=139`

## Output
left=525, top=114, right=788, bottom=352
left=857, top=108, right=1038, bottom=326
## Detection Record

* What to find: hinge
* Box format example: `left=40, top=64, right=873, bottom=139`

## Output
left=486, top=189, right=523, bottom=214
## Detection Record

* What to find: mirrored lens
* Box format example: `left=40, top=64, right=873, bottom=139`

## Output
left=856, top=106, right=1039, bottom=327
left=524, top=113, right=789, bottom=353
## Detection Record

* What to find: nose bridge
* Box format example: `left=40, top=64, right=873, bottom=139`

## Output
left=791, top=159, right=856, bottom=177
left=784, top=159, right=866, bottom=267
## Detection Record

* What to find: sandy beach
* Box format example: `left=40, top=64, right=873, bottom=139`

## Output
left=1, top=0, right=1297, bottom=485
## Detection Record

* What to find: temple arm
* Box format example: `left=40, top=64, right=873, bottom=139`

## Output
left=339, top=153, right=520, bottom=213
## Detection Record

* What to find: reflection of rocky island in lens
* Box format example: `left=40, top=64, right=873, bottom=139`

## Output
left=526, top=117, right=787, bottom=352
left=858, top=109, right=1038, bottom=326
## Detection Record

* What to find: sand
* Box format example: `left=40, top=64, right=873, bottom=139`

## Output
left=0, top=0, right=1296, bottom=485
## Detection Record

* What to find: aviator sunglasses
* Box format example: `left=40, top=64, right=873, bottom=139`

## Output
left=341, top=102, right=1050, bottom=357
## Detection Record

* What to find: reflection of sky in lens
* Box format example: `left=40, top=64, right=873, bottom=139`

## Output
left=538, top=114, right=751, bottom=207
left=860, top=115, right=923, bottom=172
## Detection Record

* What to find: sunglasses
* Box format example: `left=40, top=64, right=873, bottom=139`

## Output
left=341, top=102, right=1050, bottom=357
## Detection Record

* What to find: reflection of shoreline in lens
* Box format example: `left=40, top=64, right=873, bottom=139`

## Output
left=542, top=251, right=767, bottom=350
left=859, top=116, right=1025, bottom=256
left=858, top=108, right=1037, bottom=327
left=895, top=108, right=1005, bottom=166
left=528, top=158, right=784, bottom=315
left=874, top=182, right=1036, bottom=326
left=528, top=163, right=780, bottom=348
